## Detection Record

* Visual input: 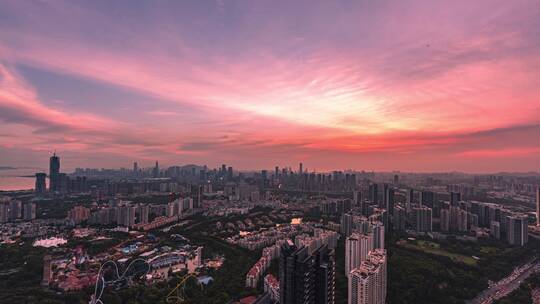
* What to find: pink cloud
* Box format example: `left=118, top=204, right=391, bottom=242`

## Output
left=457, top=148, right=540, bottom=158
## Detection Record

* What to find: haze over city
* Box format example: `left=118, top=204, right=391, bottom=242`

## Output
left=1, top=0, right=539, bottom=172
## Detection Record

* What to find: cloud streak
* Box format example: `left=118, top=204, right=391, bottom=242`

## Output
left=0, top=0, right=539, bottom=172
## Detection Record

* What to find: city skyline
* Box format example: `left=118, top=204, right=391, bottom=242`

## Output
left=1, top=1, right=540, bottom=173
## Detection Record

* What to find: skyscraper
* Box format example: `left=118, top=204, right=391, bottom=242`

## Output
left=152, top=161, right=159, bottom=178
left=133, top=162, right=138, bottom=173
left=35, top=173, right=47, bottom=194
left=279, top=241, right=335, bottom=304
left=299, top=163, right=303, bottom=175
left=49, top=153, right=60, bottom=192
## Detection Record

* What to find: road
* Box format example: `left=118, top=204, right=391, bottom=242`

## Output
left=467, top=260, right=540, bottom=304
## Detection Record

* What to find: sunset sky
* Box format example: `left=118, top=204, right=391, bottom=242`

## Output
left=0, top=0, right=539, bottom=172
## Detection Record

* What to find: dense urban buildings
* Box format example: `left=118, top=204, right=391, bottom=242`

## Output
left=0, top=153, right=539, bottom=304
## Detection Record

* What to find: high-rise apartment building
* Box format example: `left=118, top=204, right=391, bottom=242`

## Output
left=507, top=215, right=528, bottom=246
left=406, top=189, right=414, bottom=207
left=8, top=199, right=22, bottom=220
left=68, top=206, right=90, bottom=224
left=413, top=207, right=432, bottom=232
left=369, top=184, right=378, bottom=204
left=384, top=186, right=394, bottom=215
left=279, top=241, right=335, bottom=304
left=348, top=249, right=387, bottom=304
left=0, top=200, right=8, bottom=223
left=371, top=222, right=385, bottom=249
left=345, top=233, right=373, bottom=278
left=23, top=202, right=36, bottom=221
left=393, top=206, right=407, bottom=231
left=450, top=192, right=461, bottom=207
left=117, top=205, right=136, bottom=227
left=420, top=191, right=435, bottom=208
left=138, top=204, right=150, bottom=224
left=440, top=209, right=450, bottom=232
left=41, top=255, right=53, bottom=287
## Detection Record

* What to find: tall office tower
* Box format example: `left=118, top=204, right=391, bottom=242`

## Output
left=536, top=188, right=540, bottom=226
left=440, top=209, right=450, bottom=232
left=279, top=241, right=335, bottom=304
left=414, top=207, right=432, bottom=232
left=138, top=204, right=149, bottom=224
left=348, top=249, right=387, bottom=304
left=299, top=163, right=303, bottom=175
left=507, top=215, right=528, bottom=246
left=450, top=192, right=461, bottom=207
left=275, top=166, right=279, bottom=178
left=133, top=162, right=138, bottom=172
left=49, top=152, right=60, bottom=192
left=227, top=166, right=233, bottom=180
left=371, top=222, right=385, bottom=249
left=9, top=200, right=22, bottom=220
left=0, top=200, right=9, bottom=223
left=23, top=202, right=36, bottom=221
left=221, top=164, right=227, bottom=176
left=420, top=191, right=435, bottom=208
left=35, top=173, right=47, bottom=194
left=152, top=161, right=159, bottom=178
left=345, top=233, right=373, bottom=278
left=393, top=174, right=399, bottom=186
left=384, top=187, right=395, bottom=215
left=406, top=189, right=414, bottom=207
left=369, top=184, right=378, bottom=204
left=41, top=255, right=53, bottom=287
